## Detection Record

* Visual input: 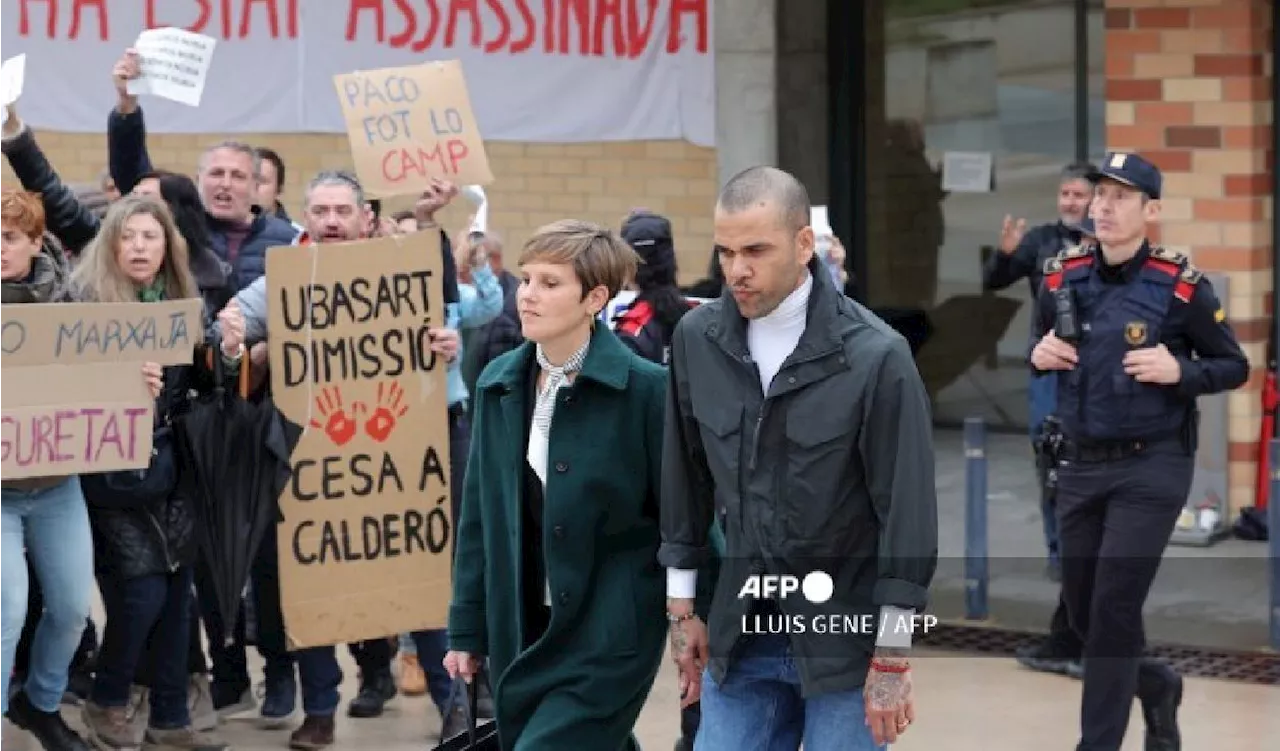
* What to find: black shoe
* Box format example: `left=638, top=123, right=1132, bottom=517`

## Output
left=1138, top=661, right=1182, bottom=751
left=347, top=672, right=396, bottom=718
left=674, top=739, right=693, bottom=751
left=1015, top=641, right=1083, bottom=679
left=6, top=690, right=91, bottom=751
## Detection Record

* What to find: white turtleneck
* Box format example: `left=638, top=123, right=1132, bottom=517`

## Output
left=747, top=271, right=812, bottom=393
left=666, top=270, right=914, bottom=647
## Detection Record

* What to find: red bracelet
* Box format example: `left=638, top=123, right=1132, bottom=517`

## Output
left=870, top=659, right=911, bottom=674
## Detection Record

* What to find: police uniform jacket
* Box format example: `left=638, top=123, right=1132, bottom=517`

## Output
left=1033, top=242, right=1248, bottom=443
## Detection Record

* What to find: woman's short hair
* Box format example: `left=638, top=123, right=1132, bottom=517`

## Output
left=1, top=190, right=46, bottom=241
left=71, top=195, right=198, bottom=303
left=518, top=219, right=639, bottom=301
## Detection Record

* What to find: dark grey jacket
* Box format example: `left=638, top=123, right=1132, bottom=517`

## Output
left=657, top=258, right=938, bottom=696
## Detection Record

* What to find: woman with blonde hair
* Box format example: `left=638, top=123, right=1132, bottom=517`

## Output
left=74, top=196, right=244, bottom=751
left=444, top=219, right=667, bottom=749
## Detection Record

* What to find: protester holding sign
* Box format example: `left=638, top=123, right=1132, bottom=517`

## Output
left=69, top=195, right=243, bottom=751
left=107, top=48, right=298, bottom=290
left=444, top=220, right=668, bottom=748
left=0, top=189, right=96, bottom=751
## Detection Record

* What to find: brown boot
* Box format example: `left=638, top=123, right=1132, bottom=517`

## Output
left=288, top=715, right=335, bottom=749
left=82, top=699, right=144, bottom=749
left=143, top=725, right=229, bottom=750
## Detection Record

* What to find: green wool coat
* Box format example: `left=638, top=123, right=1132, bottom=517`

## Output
left=448, top=326, right=668, bottom=750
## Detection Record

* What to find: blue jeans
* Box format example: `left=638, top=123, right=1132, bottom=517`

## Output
left=694, top=635, right=886, bottom=751
left=92, top=567, right=195, bottom=729
left=1, top=477, right=95, bottom=714
left=295, top=647, right=343, bottom=717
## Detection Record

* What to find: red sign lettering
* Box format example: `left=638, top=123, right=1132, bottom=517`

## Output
left=19, top=0, right=108, bottom=41
left=14, top=0, right=701, bottom=51
left=344, top=0, right=705, bottom=58
left=380, top=140, right=469, bottom=184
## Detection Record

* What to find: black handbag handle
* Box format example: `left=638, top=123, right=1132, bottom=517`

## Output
left=466, top=677, right=480, bottom=747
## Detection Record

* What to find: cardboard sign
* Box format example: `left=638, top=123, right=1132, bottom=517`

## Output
left=266, top=232, right=453, bottom=649
left=1, top=300, right=202, bottom=479
left=126, top=28, right=218, bottom=107
left=333, top=60, right=493, bottom=198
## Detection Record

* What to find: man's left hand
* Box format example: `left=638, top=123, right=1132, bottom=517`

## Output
left=428, top=327, right=460, bottom=363
left=1123, top=344, right=1181, bottom=385
left=864, top=656, right=915, bottom=746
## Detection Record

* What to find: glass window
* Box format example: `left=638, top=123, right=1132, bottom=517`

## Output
left=862, top=0, right=1105, bottom=430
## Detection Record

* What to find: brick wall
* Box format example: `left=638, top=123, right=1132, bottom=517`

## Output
left=0, top=133, right=718, bottom=286
left=1105, top=0, right=1274, bottom=513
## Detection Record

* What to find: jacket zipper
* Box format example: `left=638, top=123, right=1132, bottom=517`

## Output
left=744, top=344, right=841, bottom=472
left=146, top=510, right=177, bottom=573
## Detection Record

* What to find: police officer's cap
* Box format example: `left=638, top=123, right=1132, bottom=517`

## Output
left=1089, top=152, right=1162, bottom=199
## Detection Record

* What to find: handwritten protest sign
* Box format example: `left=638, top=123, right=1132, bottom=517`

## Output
left=126, top=27, right=217, bottom=107
left=266, top=233, right=452, bottom=648
left=1, top=300, right=202, bottom=479
left=333, top=61, right=493, bottom=199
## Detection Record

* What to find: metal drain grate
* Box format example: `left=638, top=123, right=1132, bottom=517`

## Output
left=917, top=623, right=1280, bottom=686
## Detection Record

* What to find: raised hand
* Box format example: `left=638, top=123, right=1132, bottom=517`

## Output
left=309, top=387, right=359, bottom=447
left=999, top=214, right=1027, bottom=254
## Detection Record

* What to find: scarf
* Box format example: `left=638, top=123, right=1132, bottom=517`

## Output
left=137, top=277, right=167, bottom=303
left=1, top=235, right=70, bottom=304
left=532, top=339, right=589, bottom=440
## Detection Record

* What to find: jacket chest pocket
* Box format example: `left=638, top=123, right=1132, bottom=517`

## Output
left=783, top=407, right=854, bottom=541
left=692, top=403, right=743, bottom=488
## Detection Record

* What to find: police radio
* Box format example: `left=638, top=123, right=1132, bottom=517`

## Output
left=1053, top=288, right=1081, bottom=344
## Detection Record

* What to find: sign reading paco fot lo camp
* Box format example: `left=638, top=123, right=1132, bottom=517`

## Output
left=266, top=232, right=452, bottom=649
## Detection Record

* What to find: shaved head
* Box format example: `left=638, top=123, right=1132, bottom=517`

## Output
left=716, top=166, right=810, bottom=235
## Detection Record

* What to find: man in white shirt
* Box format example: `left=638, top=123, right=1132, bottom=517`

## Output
left=659, top=166, right=938, bottom=750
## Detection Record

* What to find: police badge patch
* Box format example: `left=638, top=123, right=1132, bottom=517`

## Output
left=1124, top=321, right=1147, bottom=347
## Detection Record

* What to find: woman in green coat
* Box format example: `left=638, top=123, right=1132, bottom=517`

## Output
left=445, top=220, right=668, bottom=750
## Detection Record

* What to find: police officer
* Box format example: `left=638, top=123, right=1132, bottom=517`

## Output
left=1030, top=153, right=1249, bottom=751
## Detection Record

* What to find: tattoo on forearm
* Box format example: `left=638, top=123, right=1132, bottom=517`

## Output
left=670, top=624, right=688, bottom=656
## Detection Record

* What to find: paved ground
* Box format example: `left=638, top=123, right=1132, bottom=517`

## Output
left=6, top=647, right=1277, bottom=750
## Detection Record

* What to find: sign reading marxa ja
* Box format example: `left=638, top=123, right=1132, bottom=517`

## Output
left=2, top=300, right=201, bottom=479
left=266, top=233, right=452, bottom=649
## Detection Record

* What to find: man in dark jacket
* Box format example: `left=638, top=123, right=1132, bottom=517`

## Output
left=982, top=162, right=1094, bottom=680
left=659, top=167, right=937, bottom=750
left=106, top=50, right=297, bottom=291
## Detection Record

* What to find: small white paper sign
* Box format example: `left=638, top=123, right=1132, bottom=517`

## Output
left=941, top=151, right=994, bottom=193
left=810, top=205, right=833, bottom=236
left=125, top=28, right=217, bottom=107
left=2, top=54, right=27, bottom=108
left=461, top=184, right=488, bottom=234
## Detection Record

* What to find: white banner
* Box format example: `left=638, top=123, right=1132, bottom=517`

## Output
left=1, top=0, right=715, bottom=146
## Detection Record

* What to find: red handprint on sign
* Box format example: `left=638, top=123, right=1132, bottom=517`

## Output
left=309, top=387, right=359, bottom=447
left=359, top=381, right=409, bottom=443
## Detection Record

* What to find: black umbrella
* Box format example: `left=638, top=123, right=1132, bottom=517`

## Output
left=175, top=345, right=300, bottom=646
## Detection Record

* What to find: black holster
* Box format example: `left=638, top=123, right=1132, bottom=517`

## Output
left=1035, top=416, right=1065, bottom=491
